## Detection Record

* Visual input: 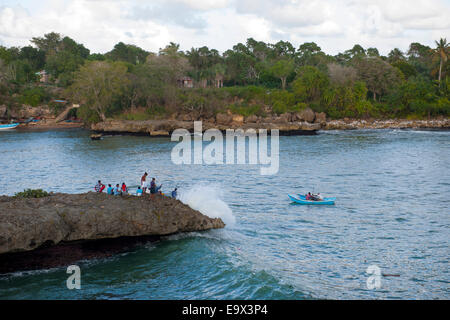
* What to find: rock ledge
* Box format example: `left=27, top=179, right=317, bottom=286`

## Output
left=0, top=192, right=225, bottom=255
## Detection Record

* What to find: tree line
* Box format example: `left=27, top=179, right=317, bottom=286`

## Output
left=0, top=32, right=448, bottom=122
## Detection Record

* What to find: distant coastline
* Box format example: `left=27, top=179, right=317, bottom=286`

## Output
left=8, top=115, right=450, bottom=135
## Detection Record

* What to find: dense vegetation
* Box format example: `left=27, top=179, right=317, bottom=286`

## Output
left=0, top=32, right=448, bottom=122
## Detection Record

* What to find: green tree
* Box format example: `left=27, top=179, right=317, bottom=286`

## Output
left=31, top=32, right=62, bottom=54
left=354, top=57, right=402, bottom=101
left=292, top=66, right=329, bottom=104
left=270, top=59, right=294, bottom=89
left=388, top=48, right=405, bottom=63
left=106, top=42, right=149, bottom=65
left=68, top=61, right=129, bottom=121
left=433, top=38, right=449, bottom=86
left=366, top=47, right=380, bottom=57
left=392, top=60, right=417, bottom=79
left=407, top=42, right=433, bottom=78
left=19, top=46, right=45, bottom=71
left=296, top=42, right=331, bottom=66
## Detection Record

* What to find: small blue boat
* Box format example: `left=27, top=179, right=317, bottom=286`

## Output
left=288, top=194, right=336, bottom=205
left=0, top=123, right=19, bottom=130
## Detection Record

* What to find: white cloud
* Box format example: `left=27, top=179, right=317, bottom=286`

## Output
left=0, top=0, right=448, bottom=55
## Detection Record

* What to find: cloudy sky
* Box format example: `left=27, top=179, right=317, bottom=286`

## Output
left=0, top=0, right=449, bottom=55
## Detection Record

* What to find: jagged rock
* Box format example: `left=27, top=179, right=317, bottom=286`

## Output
left=7, top=105, right=52, bottom=119
left=245, top=115, right=259, bottom=123
left=90, top=134, right=102, bottom=140
left=179, top=114, right=194, bottom=121
left=0, top=192, right=225, bottom=255
left=150, top=130, right=170, bottom=136
left=279, top=112, right=293, bottom=123
left=216, top=113, right=233, bottom=125
left=295, top=108, right=316, bottom=123
left=232, top=114, right=244, bottom=124
left=315, top=112, right=327, bottom=123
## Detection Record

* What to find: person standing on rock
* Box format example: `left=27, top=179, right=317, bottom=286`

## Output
left=95, top=180, right=105, bottom=193
left=141, top=172, right=148, bottom=193
left=121, top=182, right=128, bottom=195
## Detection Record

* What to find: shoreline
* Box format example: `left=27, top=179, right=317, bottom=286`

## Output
left=15, top=122, right=85, bottom=131
left=90, top=118, right=450, bottom=136
left=3, top=118, right=449, bottom=134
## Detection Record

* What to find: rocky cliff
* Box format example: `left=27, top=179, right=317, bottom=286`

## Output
left=0, top=192, right=224, bottom=272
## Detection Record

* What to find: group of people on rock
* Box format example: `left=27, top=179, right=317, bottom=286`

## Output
left=94, top=173, right=178, bottom=199
left=95, top=181, right=129, bottom=196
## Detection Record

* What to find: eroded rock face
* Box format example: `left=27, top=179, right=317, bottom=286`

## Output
left=91, top=118, right=320, bottom=135
left=0, top=192, right=225, bottom=255
left=216, top=113, right=233, bottom=125
left=245, top=115, right=259, bottom=123
left=295, top=108, right=316, bottom=123
left=7, top=105, right=53, bottom=119
left=315, top=112, right=327, bottom=124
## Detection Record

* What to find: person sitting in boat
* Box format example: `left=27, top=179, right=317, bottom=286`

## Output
left=113, top=184, right=121, bottom=196
left=171, top=188, right=177, bottom=198
left=95, top=180, right=105, bottom=193
left=121, top=182, right=128, bottom=195
left=317, top=193, right=323, bottom=200
left=150, top=178, right=162, bottom=194
left=107, top=184, right=113, bottom=195
left=310, top=193, right=320, bottom=201
left=306, top=192, right=312, bottom=200
left=136, top=186, right=143, bottom=196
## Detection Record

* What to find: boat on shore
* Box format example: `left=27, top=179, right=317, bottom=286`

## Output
left=0, top=123, right=19, bottom=130
left=288, top=194, right=336, bottom=205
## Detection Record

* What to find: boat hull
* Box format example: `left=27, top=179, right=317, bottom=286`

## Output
left=288, top=194, right=335, bottom=205
left=0, top=123, right=19, bottom=130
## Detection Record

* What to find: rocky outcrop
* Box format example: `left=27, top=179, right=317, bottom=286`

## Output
left=245, top=115, right=259, bottom=123
left=232, top=114, right=244, bottom=124
left=91, top=114, right=449, bottom=136
left=0, top=192, right=224, bottom=256
left=295, top=108, right=316, bottom=123
left=91, top=118, right=320, bottom=135
left=7, top=105, right=53, bottom=119
left=323, top=118, right=450, bottom=130
left=216, top=113, right=233, bottom=125
left=315, top=112, right=327, bottom=124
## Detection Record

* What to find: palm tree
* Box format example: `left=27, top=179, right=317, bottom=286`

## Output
left=434, top=38, right=449, bottom=86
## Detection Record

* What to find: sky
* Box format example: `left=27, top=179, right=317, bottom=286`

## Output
left=0, top=0, right=449, bottom=55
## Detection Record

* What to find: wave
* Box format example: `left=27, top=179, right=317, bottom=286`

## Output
left=179, top=183, right=236, bottom=227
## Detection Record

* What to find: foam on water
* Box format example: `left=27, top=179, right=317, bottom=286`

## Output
left=178, top=184, right=236, bottom=227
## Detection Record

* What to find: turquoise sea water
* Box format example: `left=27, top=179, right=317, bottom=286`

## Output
left=0, top=128, right=449, bottom=299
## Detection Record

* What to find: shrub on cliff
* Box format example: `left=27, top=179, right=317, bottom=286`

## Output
left=14, top=189, right=49, bottom=198
left=18, top=87, right=50, bottom=107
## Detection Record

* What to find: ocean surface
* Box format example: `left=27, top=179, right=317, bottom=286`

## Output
left=0, top=128, right=448, bottom=299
